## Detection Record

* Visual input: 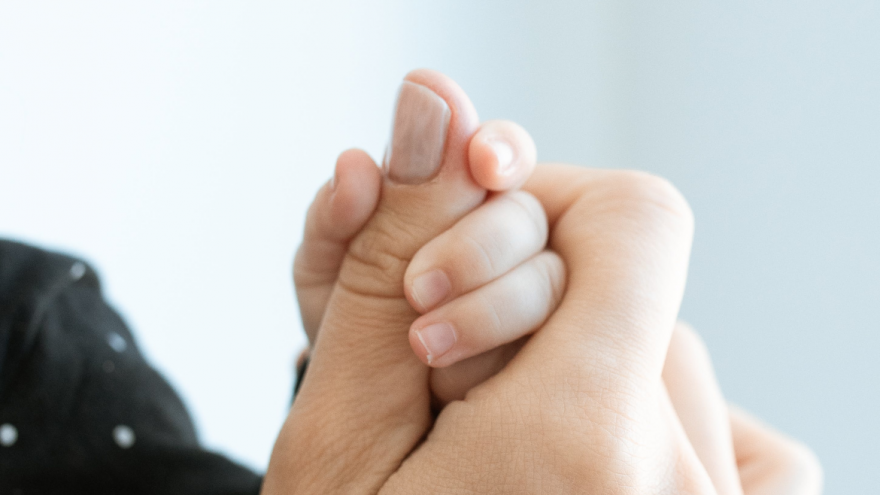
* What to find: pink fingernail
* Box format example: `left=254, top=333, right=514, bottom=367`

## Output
left=415, top=322, right=457, bottom=364
left=488, top=137, right=516, bottom=176
left=410, top=270, right=451, bottom=311
left=384, top=81, right=451, bottom=184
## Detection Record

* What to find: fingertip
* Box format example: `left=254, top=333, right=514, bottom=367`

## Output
left=408, top=325, right=434, bottom=367
left=469, top=120, right=537, bottom=191
left=404, top=267, right=452, bottom=315
left=295, top=149, right=382, bottom=340
left=404, top=68, right=480, bottom=132
left=329, top=148, right=382, bottom=235
left=409, top=316, right=464, bottom=368
left=401, top=69, right=481, bottom=181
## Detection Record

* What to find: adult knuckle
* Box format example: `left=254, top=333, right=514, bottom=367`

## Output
left=609, top=170, right=694, bottom=229
left=292, top=245, right=311, bottom=287
left=782, top=441, right=824, bottom=489
left=341, top=224, right=411, bottom=298
left=671, top=321, right=711, bottom=361
left=293, top=242, right=328, bottom=288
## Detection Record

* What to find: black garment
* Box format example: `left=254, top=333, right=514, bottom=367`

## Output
left=0, top=240, right=263, bottom=494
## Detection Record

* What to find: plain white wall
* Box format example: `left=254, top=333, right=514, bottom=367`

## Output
left=2, top=2, right=878, bottom=492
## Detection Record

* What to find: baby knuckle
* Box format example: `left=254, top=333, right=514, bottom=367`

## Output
left=504, top=190, right=548, bottom=237
left=528, top=252, right=565, bottom=312
left=479, top=291, right=506, bottom=341
left=453, top=230, right=498, bottom=280
left=540, top=251, right=567, bottom=305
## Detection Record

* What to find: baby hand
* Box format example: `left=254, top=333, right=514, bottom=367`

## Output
left=294, top=106, right=560, bottom=406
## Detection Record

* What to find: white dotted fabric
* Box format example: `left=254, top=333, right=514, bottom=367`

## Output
left=113, top=425, right=135, bottom=449
left=106, top=332, right=128, bottom=353
left=0, top=423, right=18, bottom=447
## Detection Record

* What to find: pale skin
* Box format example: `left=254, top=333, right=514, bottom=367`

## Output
left=266, top=69, right=822, bottom=494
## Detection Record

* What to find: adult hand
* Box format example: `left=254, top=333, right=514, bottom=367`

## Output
left=265, top=162, right=707, bottom=493
left=267, top=66, right=821, bottom=492
left=663, top=322, right=823, bottom=495
left=294, top=216, right=822, bottom=494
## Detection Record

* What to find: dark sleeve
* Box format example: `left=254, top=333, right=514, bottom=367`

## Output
left=0, top=240, right=263, bottom=495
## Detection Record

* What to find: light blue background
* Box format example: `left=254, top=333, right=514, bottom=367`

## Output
left=2, top=2, right=876, bottom=492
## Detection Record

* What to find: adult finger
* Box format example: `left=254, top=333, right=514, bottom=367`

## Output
left=293, top=149, right=381, bottom=342
left=729, top=406, right=823, bottom=495
left=663, top=322, right=743, bottom=495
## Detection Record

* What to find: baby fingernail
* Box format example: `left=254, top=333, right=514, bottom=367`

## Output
left=415, top=323, right=457, bottom=364
left=385, top=81, right=451, bottom=184
left=488, top=137, right=516, bottom=176
left=410, top=270, right=451, bottom=311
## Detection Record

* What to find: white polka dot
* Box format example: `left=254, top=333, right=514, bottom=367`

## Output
left=0, top=423, right=18, bottom=447
left=69, top=262, right=87, bottom=280
left=107, top=332, right=127, bottom=353
left=113, top=425, right=135, bottom=449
